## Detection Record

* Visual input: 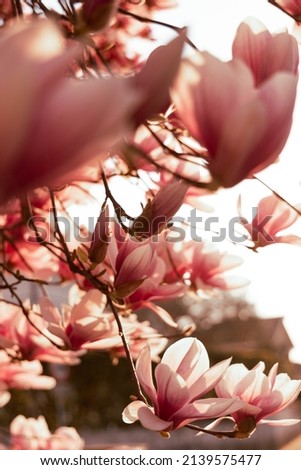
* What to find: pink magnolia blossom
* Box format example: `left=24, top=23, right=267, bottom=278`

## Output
left=0, top=20, right=139, bottom=204
left=0, top=351, right=56, bottom=391
left=186, top=242, right=249, bottom=291
left=232, top=17, right=298, bottom=86
left=0, top=20, right=184, bottom=204
left=172, top=52, right=298, bottom=188
left=39, top=288, right=109, bottom=351
left=123, top=338, right=243, bottom=431
left=39, top=286, right=167, bottom=359
left=239, top=194, right=301, bottom=248
left=10, top=415, right=84, bottom=450
left=0, top=302, right=80, bottom=365
left=111, top=234, right=185, bottom=326
left=215, top=362, right=301, bottom=437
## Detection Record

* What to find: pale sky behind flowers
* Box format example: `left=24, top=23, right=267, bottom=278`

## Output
left=153, top=0, right=301, bottom=363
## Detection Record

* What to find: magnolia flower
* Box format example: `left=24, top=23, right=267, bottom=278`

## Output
left=111, top=234, right=185, bottom=326
left=239, top=194, right=301, bottom=248
left=10, top=415, right=84, bottom=450
left=0, top=20, right=138, bottom=204
left=172, top=52, right=298, bottom=188
left=123, top=338, right=242, bottom=431
left=232, top=17, right=298, bottom=86
left=0, top=20, right=184, bottom=203
left=39, top=288, right=110, bottom=351
left=0, top=351, right=56, bottom=391
left=0, top=301, right=80, bottom=365
left=186, top=242, right=249, bottom=291
left=215, top=362, right=301, bottom=437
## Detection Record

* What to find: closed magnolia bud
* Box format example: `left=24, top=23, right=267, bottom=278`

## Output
left=131, top=180, right=188, bottom=240
left=88, top=205, right=110, bottom=264
left=81, top=0, right=119, bottom=33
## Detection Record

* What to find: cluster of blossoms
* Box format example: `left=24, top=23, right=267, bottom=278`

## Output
left=0, top=0, right=300, bottom=448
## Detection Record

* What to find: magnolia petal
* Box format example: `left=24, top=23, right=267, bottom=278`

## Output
left=235, top=369, right=270, bottom=403
left=232, top=18, right=271, bottom=85
left=39, top=297, right=62, bottom=325
left=155, top=363, right=190, bottom=414
left=188, top=357, right=232, bottom=401
left=122, top=401, right=172, bottom=431
left=195, top=416, right=235, bottom=436
left=71, top=289, right=106, bottom=322
left=115, top=245, right=153, bottom=287
left=133, top=32, right=185, bottom=124
left=11, top=374, right=56, bottom=390
left=260, top=418, right=300, bottom=427
left=143, top=302, right=178, bottom=328
left=136, top=345, right=158, bottom=405
left=215, top=363, right=250, bottom=397
left=252, top=72, right=298, bottom=175
left=161, top=338, right=209, bottom=376
left=0, top=390, right=11, bottom=408
left=173, top=397, right=244, bottom=424
left=212, top=97, right=267, bottom=187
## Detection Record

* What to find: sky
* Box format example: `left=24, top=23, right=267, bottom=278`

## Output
left=154, top=0, right=301, bottom=364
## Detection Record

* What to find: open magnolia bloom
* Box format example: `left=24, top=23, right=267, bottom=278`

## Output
left=215, top=362, right=301, bottom=438
left=172, top=48, right=298, bottom=188
left=122, top=338, right=243, bottom=432
left=238, top=194, right=301, bottom=248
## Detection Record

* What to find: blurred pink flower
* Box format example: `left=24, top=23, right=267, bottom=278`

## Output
left=186, top=242, right=249, bottom=291
left=239, top=194, right=301, bottom=248
left=172, top=52, right=298, bottom=188
left=123, top=338, right=242, bottom=431
left=0, top=301, right=81, bottom=365
left=87, top=313, right=168, bottom=361
left=0, top=20, right=184, bottom=203
left=215, top=362, right=301, bottom=437
left=232, top=17, right=298, bottom=86
left=0, top=351, right=56, bottom=391
left=39, top=288, right=110, bottom=351
left=0, top=387, right=10, bottom=408
left=10, top=415, right=84, bottom=450
left=0, top=20, right=140, bottom=204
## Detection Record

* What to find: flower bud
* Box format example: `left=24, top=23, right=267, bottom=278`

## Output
left=131, top=180, right=188, bottom=240
left=88, top=205, right=110, bottom=264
